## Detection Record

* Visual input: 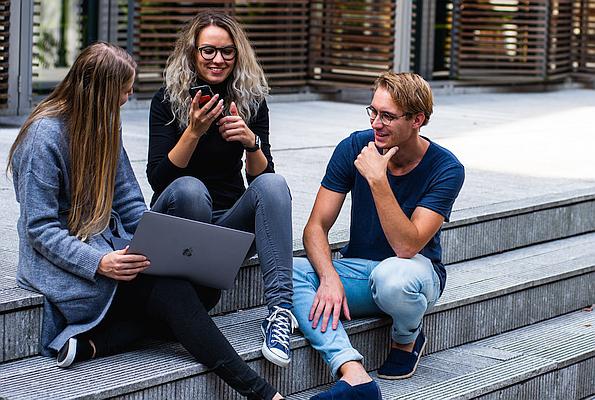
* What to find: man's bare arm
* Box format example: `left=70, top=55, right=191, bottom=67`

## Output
left=355, top=142, right=444, bottom=258
left=369, top=178, right=444, bottom=258
left=303, top=186, right=350, bottom=331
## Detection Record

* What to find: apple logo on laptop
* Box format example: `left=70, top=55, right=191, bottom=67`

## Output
left=182, top=247, right=193, bottom=257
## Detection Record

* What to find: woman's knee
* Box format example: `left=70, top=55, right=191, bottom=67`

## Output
left=160, top=176, right=212, bottom=221
left=170, top=176, right=210, bottom=202
left=250, top=173, right=291, bottom=203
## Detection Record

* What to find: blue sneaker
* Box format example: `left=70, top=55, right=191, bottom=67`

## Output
left=377, top=330, right=426, bottom=379
left=261, top=306, right=298, bottom=367
left=310, top=380, right=382, bottom=400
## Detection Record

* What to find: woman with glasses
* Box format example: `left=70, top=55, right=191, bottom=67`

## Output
left=147, top=10, right=294, bottom=400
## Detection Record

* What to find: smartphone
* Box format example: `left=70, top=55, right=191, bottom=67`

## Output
left=189, top=84, right=214, bottom=106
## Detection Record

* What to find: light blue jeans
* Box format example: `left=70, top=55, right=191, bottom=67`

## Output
left=152, top=174, right=293, bottom=308
left=292, top=255, right=441, bottom=376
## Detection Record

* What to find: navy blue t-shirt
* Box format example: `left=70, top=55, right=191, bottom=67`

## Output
left=321, top=129, right=465, bottom=292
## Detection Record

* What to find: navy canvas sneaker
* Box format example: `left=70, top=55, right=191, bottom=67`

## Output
left=377, top=330, right=427, bottom=379
left=310, top=380, right=382, bottom=400
left=261, top=306, right=298, bottom=367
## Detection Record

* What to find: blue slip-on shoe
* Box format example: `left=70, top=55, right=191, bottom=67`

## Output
left=377, top=330, right=426, bottom=380
left=261, top=306, right=299, bottom=368
left=310, top=380, right=382, bottom=400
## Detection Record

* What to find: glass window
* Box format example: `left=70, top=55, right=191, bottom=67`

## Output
left=32, top=0, right=83, bottom=95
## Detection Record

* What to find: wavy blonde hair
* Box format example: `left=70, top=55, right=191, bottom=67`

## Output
left=7, top=42, right=136, bottom=240
left=164, top=10, right=269, bottom=127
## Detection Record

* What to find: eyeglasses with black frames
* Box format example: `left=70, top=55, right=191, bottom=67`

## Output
left=365, top=106, right=408, bottom=126
left=196, top=45, right=237, bottom=61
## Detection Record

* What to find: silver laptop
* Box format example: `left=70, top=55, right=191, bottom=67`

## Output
left=127, top=211, right=254, bottom=289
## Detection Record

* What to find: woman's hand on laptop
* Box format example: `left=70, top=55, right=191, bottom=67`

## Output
left=98, top=246, right=150, bottom=281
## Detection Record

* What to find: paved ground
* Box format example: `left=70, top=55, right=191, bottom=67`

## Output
left=2, top=88, right=595, bottom=279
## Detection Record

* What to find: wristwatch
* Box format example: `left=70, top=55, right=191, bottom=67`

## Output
left=244, top=134, right=260, bottom=152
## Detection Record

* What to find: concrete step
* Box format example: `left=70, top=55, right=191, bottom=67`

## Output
left=0, top=287, right=42, bottom=362
left=1, top=189, right=593, bottom=361
left=0, top=233, right=593, bottom=399
left=214, top=188, right=595, bottom=314
left=288, top=309, right=595, bottom=400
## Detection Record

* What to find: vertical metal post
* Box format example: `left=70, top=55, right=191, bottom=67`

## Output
left=97, top=0, right=119, bottom=43
left=87, top=0, right=99, bottom=45
left=543, top=0, right=550, bottom=80
left=449, top=0, right=460, bottom=80
left=17, top=0, right=33, bottom=115
left=393, top=0, right=412, bottom=73
left=579, top=0, right=587, bottom=72
left=127, top=0, right=135, bottom=54
left=4, top=0, right=21, bottom=115
left=97, top=0, right=108, bottom=42
left=417, top=0, right=436, bottom=80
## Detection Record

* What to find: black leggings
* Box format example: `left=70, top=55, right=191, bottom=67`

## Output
left=82, top=274, right=277, bottom=400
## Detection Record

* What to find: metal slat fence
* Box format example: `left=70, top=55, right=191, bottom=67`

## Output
left=131, top=1, right=312, bottom=98
left=0, top=0, right=9, bottom=108
left=308, top=0, right=396, bottom=88
left=127, top=0, right=588, bottom=91
left=452, top=0, right=551, bottom=82
left=547, top=0, right=574, bottom=79
left=129, top=1, right=397, bottom=96
left=233, top=1, right=310, bottom=90
left=574, top=0, right=595, bottom=74
left=451, top=0, right=579, bottom=82
left=6, top=0, right=595, bottom=108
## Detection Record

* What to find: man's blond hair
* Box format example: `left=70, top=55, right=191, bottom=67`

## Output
left=374, top=72, right=433, bottom=127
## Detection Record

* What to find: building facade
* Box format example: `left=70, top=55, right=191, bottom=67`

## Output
left=2, top=0, right=594, bottom=115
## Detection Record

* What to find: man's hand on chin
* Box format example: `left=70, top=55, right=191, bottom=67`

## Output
left=354, top=142, right=398, bottom=184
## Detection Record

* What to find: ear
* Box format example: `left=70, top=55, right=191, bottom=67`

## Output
left=411, top=112, right=426, bottom=129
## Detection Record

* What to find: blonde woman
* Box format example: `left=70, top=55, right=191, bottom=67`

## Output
left=147, top=10, right=296, bottom=370
left=9, top=42, right=284, bottom=400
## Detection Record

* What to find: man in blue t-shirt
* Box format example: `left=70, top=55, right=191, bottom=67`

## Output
left=293, top=72, right=464, bottom=399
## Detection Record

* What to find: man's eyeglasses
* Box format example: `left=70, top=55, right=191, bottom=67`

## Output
left=196, top=45, right=237, bottom=61
left=366, top=106, right=408, bottom=126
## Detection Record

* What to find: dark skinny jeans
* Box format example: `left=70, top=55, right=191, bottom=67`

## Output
left=82, top=274, right=277, bottom=400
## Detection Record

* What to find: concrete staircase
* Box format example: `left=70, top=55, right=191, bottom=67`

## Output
left=0, top=189, right=594, bottom=399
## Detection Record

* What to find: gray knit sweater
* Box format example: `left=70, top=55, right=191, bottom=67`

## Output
left=11, top=116, right=147, bottom=355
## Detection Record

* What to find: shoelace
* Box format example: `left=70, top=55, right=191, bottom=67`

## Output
left=266, top=307, right=299, bottom=352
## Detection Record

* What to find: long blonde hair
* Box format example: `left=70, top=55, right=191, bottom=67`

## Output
left=7, top=42, right=136, bottom=240
left=164, top=10, right=269, bottom=128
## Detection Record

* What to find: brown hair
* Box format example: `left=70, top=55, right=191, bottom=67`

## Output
left=164, top=10, right=268, bottom=127
left=7, top=42, right=136, bottom=240
left=374, top=72, right=433, bottom=127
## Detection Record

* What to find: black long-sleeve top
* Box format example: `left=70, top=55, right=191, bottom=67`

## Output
left=147, top=84, right=274, bottom=210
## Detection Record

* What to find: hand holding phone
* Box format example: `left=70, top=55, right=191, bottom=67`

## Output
left=186, top=85, right=224, bottom=139
left=189, top=85, right=214, bottom=106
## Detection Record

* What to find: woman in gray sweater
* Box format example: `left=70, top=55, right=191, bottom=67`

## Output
left=8, top=42, right=283, bottom=400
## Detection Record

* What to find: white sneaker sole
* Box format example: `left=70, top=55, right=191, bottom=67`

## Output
left=56, top=338, right=77, bottom=368
left=261, top=341, right=291, bottom=368
left=260, top=325, right=291, bottom=368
